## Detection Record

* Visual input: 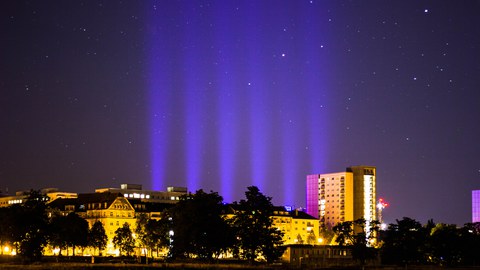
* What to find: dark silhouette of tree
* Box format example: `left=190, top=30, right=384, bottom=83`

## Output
left=426, top=223, right=462, bottom=266
left=333, top=218, right=379, bottom=267
left=0, top=207, right=15, bottom=255
left=135, top=213, right=149, bottom=257
left=381, top=217, right=428, bottom=266
left=66, top=213, right=89, bottom=255
left=113, top=222, right=135, bottom=256
left=13, top=190, right=49, bottom=261
left=48, top=212, right=88, bottom=256
left=458, top=222, right=480, bottom=266
left=168, top=189, right=234, bottom=260
left=144, top=218, right=169, bottom=258
left=135, top=213, right=170, bottom=261
left=232, top=186, right=284, bottom=263
left=88, top=221, right=107, bottom=256
left=48, top=214, right=69, bottom=255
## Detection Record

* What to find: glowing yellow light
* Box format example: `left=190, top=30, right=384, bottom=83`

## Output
left=4, top=246, right=10, bottom=253
left=317, top=238, right=323, bottom=243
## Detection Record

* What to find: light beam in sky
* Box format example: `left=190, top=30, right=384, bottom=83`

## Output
left=147, top=2, right=329, bottom=206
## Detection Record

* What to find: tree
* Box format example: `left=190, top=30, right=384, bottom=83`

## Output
left=0, top=207, right=15, bottom=255
left=426, top=223, right=462, bottom=266
left=232, top=186, right=284, bottom=263
left=168, top=190, right=234, bottom=260
left=48, top=213, right=89, bottom=256
left=457, top=222, right=480, bottom=266
left=144, top=218, right=169, bottom=258
left=381, top=217, right=428, bottom=266
left=135, top=213, right=149, bottom=257
left=113, top=222, right=135, bottom=256
left=88, top=221, right=107, bottom=255
left=48, top=215, right=69, bottom=255
left=66, top=213, right=89, bottom=255
left=12, top=190, right=49, bottom=261
left=333, top=218, right=379, bottom=267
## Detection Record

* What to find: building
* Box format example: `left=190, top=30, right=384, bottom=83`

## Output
left=306, top=172, right=354, bottom=228
left=271, top=207, right=321, bottom=245
left=281, top=245, right=353, bottom=268
left=224, top=205, right=321, bottom=246
left=47, top=192, right=138, bottom=256
left=0, top=188, right=77, bottom=208
left=473, top=190, right=480, bottom=223
left=95, top=183, right=187, bottom=204
left=306, top=166, right=376, bottom=229
left=3, top=184, right=184, bottom=256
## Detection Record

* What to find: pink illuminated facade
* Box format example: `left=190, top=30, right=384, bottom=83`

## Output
left=306, top=174, right=320, bottom=218
left=473, top=190, right=480, bottom=223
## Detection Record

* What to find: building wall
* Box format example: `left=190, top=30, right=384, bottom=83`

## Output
left=319, top=172, right=354, bottom=229
left=272, top=211, right=320, bottom=245
left=306, top=174, right=320, bottom=218
left=83, top=197, right=137, bottom=256
left=306, top=166, right=376, bottom=230
left=348, top=166, right=376, bottom=222
left=473, top=190, right=480, bottom=223
left=95, top=184, right=187, bottom=204
left=281, top=245, right=353, bottom=267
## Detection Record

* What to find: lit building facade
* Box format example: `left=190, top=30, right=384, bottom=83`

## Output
left=306, top=166, right=376, bottom=229
left=95, top=183, right=187, bottom=204
left=0, top=188, right=77, bottom=208
left=473, top=190, right=480, bottom=223
left=48, top=192, right=138, bottom=256
left=271, top=208, right=321, bottom=245
left=224, top=205, right=321, bottom=246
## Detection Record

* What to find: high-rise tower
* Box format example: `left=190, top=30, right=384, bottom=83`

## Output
left=472, top=190, right=480, bottom=223
left=306, top=166, right=376, bottom=229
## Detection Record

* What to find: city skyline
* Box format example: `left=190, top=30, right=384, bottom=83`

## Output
left=1, top=1, right=480, bottom=225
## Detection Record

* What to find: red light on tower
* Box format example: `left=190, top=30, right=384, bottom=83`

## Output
left=377, top=198, right=389, bottom=225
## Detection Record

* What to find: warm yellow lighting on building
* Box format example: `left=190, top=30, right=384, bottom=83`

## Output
left=317, top=238, right=323, bottom=244
left=4, top=246, right=10, bottom=253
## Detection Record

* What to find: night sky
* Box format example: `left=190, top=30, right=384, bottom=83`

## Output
left=1, top=1, right=479, bottom=225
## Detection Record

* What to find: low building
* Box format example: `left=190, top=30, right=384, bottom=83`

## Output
left=95, top=183, right=187, bottom=204
left=281, top=244, right=353, bottom=268
left=47, top=192, right=137, bottom=256
left=0, top=188, right=77, bottom=208
left=272, top=207, right=321, bottom=245
left=224, top=205, right=321, bottom=246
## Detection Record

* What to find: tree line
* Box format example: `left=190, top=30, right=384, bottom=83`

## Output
left=0, top=186, right=285, bottom=263
left=330, top=217, right=480, bottom=267
left=0, top=190, right=109, bottom=260
left=3, top=187, right=480, bottom=267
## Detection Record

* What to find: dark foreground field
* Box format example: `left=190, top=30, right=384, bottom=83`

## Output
left=2, top=256, right=480, bottom=270
left=3, top=263, right=480, bottom=270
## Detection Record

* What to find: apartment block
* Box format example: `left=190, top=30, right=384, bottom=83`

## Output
left=306, top=166, right=376, bottom=229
